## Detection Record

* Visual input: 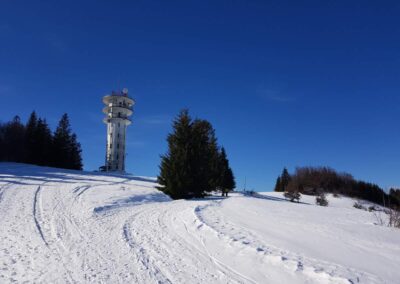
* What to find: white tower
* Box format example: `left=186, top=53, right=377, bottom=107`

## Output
left=102, top=88, right=135, bottom=172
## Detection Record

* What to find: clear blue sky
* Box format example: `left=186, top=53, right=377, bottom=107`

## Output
left=1, top=1, right=399, bottom=191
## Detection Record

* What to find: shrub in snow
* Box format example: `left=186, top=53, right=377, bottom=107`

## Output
left=316, top=192, right=329, bottom=206
left=388, top=208, right=400, bottom=228
left=284, top=189, right=301, bottom=202
left=353, top=202, right=366, bottom=210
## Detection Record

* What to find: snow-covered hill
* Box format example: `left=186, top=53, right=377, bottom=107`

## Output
left=0, top=163, right=399, bottom=283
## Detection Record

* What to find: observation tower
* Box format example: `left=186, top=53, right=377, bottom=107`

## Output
left=102, top=88, right=134, bottom=172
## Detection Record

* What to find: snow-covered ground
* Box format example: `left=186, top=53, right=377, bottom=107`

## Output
left=0, top=163, right=399, bottom=283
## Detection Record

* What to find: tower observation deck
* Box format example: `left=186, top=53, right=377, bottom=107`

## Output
left=102, top=88, right=134, bottom=172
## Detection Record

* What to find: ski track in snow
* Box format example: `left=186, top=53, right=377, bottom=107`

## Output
left=33, top=186, right=49, bottom=246
left=0, top=163, right=398, bottom=283
left=193, top=200, right=379, bottom=283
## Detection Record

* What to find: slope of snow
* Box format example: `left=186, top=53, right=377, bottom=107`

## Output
left=0, top=163, right=399, bottom=283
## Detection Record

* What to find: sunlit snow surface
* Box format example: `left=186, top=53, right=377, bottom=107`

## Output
left=0, top=163, right=399, bottom=283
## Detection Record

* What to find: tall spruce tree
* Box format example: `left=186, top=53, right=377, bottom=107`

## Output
left=3, top=116, right=25, bottom=162
left=208, top=133, right=221, bottom=191
left=158, top=109, right=232, bottom=199
left=274, top=176, right=282, bottom=192
left=280, top=167, right=291, bottom=192
left=191, top=119, right=219, bottom=196
left=52, top=113, right=83, bottom=170
left=157, top=110, right=194, bottom=199
left=0, top=122, right=5, bottom=161
left=52, top=113, right=71, bottom=168
left=218, top=147, right=235, bottom=196
left=36, top=118, right=53, bottom=166
left=25, top=111, right=38, bottom=164
left=68, top=133, right=83, bottom=170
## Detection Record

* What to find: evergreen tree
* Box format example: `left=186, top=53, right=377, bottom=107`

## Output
left=217, top=147, right=235, bottom=196
left=0, top=122, right=5, bottom=161
left=190, top=119, right=218, bottom=196
left=158, top=109, right=233, bottom=199
left=68, top=133, right=83, bottom=170
left=52, top=113, right=72, bottom=168
left=36, top=118, right=53, bottom=166
left=52, top=113, right=83, bottom=170
left=208, top=133, right=221, bottom=192
left=3, top=116, right=25, bottom=162
left=281, top=167, right=291, bottom=191
left=274, top=177, right=282, bottom=192
left=25, top=111, right=38, bottom=164
left=158, top=110, right=194, bottom=199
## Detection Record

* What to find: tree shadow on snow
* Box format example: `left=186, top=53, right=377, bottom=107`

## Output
left=249, top=192, right=311, bottom=205
left=93, top=192, right=170, bottom=214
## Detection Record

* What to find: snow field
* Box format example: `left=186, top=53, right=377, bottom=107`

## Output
left=0, top=163, right=399, bottom=283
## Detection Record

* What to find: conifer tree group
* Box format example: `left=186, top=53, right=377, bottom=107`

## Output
left=0, top=112, right=83, bottom=170
left=274, top=167, right=291, bottom=192
left=158, top=110, right=235, bottom=199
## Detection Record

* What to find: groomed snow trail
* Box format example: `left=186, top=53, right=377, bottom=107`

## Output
left=0, top=163, right=398, bottom=283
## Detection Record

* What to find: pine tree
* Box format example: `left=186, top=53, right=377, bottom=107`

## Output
left=281, top=167, right=291, bottom=192
left=52, top=113, right=83, bottom=170
left=208, top=133, right=221, bottom=192
left=190, top=119, right=218, bottom=196
left=274, top=176, right=282, bottom=192
left=3, top=116, right=25, bottom=162
left=157, top=110, right=194, bottom=199
left=36, top=118, right=53, bottom=166
left=68, top=133, right=83, bottom=170
left=52, top=113, right=72, bottom=168
left=217, top=147, right=235, bottom=196
left=0, top=122, right=6, bottom=161
left=25, top=111, right=38, bottom=164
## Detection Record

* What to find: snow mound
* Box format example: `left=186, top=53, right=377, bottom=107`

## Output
left=0, top=163, right=399, bottom=283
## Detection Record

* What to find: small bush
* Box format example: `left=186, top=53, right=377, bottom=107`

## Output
left=284, top=190, right=301, bottom=202
left=243, top=190, right=256, bottom=196
left=388, top=208, right=400, bottom=228
left=316, top=192, right=329, bottom=206
left=353, top=202, right=366, bottom=210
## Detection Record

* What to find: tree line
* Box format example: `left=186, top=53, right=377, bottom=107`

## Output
left=0, top=112, right=83, bottom=170
left=274, top=166, right=400, bottom=207
left=157, top=110, right=235, bottom=199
